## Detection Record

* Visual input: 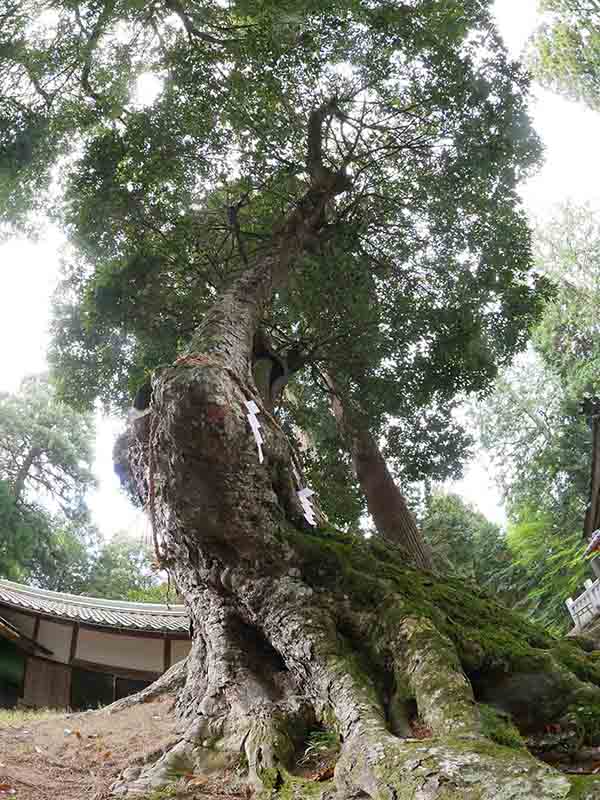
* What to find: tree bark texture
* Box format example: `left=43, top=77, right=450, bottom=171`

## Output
left=111, top=175, right=600, bottom=800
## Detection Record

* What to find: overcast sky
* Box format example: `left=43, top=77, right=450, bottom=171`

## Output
left=1, top=0, right=600, bottom=535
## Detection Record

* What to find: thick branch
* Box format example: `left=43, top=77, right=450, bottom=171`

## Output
left=12, top=445, right=41, bottom=503
left=324, top=373, right=434, bottom=571
left=163, top=0, right=237, bottom=46
left=78, top=0, right=116, bottom=109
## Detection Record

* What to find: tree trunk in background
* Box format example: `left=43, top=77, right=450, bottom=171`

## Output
left=585, top=414, right=600, bottom=539
left=12, top=446, right=41, bottom=504
left=326, top=374, right=434, bottom=571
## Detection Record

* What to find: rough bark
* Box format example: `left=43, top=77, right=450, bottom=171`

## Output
left=109, top=120, right=600, bottom=799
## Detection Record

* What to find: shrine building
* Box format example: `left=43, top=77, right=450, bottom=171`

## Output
left=0, top=579, right=191, bottom=710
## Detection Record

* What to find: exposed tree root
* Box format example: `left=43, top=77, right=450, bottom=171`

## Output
left=108, top=581, right=600, bottom=798
left=392, top=614, right=481, bottom=737
left=103, top=659, right=188, bottom=715
left=109, top=335, right=600, bottom=799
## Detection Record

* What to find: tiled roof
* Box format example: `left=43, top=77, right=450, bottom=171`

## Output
left=0, top=579, right=190, bottom=635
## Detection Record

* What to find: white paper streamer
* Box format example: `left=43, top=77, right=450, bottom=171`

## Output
left=245, top=399, right=264, bottom=463
left=298, top=487, right=317, bottom=526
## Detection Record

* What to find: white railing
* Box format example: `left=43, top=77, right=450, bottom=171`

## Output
left=566, top=578, right=600, bottom=629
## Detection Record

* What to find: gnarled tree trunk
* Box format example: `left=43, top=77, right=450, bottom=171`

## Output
left=110, top=126, right=600, bottom=800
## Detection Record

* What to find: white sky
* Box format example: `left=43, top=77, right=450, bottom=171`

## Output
left=1, top=0, right=600, bottom=534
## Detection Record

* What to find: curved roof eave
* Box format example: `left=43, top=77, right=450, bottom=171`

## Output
left=0, top=579, right=190, bottom=635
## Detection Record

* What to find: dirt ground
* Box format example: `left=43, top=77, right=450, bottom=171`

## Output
left=0, top=697, right=244, bottom=800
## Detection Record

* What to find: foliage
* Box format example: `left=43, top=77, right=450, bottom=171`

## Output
left=471, top=203, right=600, bottom=631
left=505, top=507, right=588, bottom=633
left=82, top=532, right=169, bottom=602
left=474, top=353, right=589, bottom=517
left=419, top=490, right=545, bottom=619
left=0, top=0, right=549, bottom=528
left=300, top=728, right=340, bottom=764
left=421, top=492, right=508, bottom=584
left=477, top=204, right=600, bottom=516
left=530, top=0, right=600, bottom=112
left=533, top=202, right=600, bottom=399
left=0, top=374, right=97, bottom=585
left=0, top=374, right=95, bottom=513
left=0, top=478, right=52, bottom=581
left=25, top=517, right=100, bottom=594
left=567, top=702, right=600, bottom=747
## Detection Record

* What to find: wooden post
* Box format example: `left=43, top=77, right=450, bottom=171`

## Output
left=163, top=637, right=172, bottom=673
left=585, top=412, right=600, bottom=539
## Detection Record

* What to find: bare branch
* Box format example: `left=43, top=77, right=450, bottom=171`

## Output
left=163, top=0, right=237, bottom=46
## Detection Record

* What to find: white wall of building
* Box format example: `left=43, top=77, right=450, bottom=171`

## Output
left=76, top=628, right=164, bottom=673
left=37, top=619, right=72, bottom=663
left=0, top=608, right=36, bottom=638
left=171, top=639, right=192, bottom=664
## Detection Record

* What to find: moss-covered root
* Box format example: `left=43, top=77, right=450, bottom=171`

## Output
left=111, top=704, right=303, bottom=797
left=392, top=615, right=480, bottom=736
left=334, top=735, right=600, bottom=800
left=244, top=712, right=298, bottom=787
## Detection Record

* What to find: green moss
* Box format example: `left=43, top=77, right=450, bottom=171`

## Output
left=372, top=736, right=574, bottom=800
left=259, top=767, right=332, bottom=800
left=565, top=702, right=600, bottom=746
left=285, top=525, right=600, bottom=691
left=567, top=774, right=600, bottom=799
left=552, top=641, right=600, bottom=686
left=479, top=704, right=525, bottom=749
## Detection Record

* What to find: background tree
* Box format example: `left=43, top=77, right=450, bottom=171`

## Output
left=3, top=2, right=598, bottom=798
left=505, top=506, right=588, bottom=633
left=0, top=374, right=95, bottom=511
left=421, top=491, right=511, bottom=584
left=472, top=203, right=600, bottom=629
left=83, top=532, right=169, bottom=602
left=530, top=0, right=600, bottom=111
left=0, top=374, right=97, bottom=585
left=0, top=478, right=51, bottom=581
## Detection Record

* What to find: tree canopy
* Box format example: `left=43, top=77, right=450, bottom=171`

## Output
left=0, top=0, right=549, bottom=526
left=531, top=0, right=600, bottom=111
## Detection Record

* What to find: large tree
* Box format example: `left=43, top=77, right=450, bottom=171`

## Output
left=4, top=3, right=600, bottom=797
left=0, top=373, right=97, bottom=584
